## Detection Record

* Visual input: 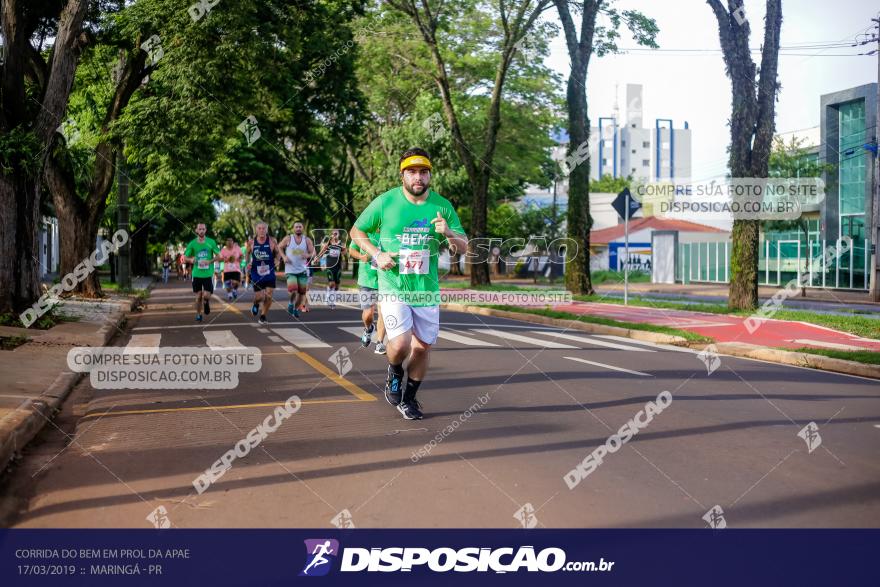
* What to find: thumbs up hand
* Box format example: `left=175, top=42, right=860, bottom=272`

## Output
left=430, top=211, right=449, bottom=236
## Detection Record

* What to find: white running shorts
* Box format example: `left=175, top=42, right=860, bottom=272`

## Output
left=380, top=302, right=440, bottom=345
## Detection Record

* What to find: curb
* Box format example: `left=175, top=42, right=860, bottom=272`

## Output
left=708, top=342, right=880, bottom=380
left=442, top=304, right=879, bottom=380
left=0, top=296, right=139, bottom=476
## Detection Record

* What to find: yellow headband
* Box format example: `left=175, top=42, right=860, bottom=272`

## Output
left=399, top=155, right=432, bottom=172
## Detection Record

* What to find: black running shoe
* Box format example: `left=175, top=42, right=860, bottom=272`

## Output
left=384, top=367, right=403, bottom=406
left=258, top=315, right=268, bottom=325
left=397, top=400, right=423, bottom=420
left=204, top=299, right=211, bottom=315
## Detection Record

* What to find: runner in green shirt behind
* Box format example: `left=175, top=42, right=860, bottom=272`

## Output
left=349, top=231, right=386, bottom=354
left=183, top=222, right=222, bottom=322
left=350, top=147, right=468, bottom=420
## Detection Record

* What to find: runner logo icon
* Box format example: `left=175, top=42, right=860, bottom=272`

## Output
left=300, top=539, right=339, bottom=577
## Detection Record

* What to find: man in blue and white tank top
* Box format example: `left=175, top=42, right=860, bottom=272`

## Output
left=245, top=221, right=282, bottom=324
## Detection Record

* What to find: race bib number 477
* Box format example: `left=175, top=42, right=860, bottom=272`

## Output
left=399, top=248, right=428, bottom=275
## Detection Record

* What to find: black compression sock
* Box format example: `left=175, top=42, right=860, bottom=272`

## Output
left=389, top=363, right=404, bottom=378
left=404, top=378, right=422, bottom=397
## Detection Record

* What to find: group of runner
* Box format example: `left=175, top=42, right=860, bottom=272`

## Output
left=181, top=147, right=467, bottom=420
left=181, top=223, right=351, bottom=326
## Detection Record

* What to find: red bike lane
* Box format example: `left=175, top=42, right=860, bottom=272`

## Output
left=551, top=301, right=880, bottom=352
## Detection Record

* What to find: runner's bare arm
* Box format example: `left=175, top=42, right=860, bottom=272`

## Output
left=270, top=237, right=283, bottom=267
left=244, top=239, right=253, bottom=274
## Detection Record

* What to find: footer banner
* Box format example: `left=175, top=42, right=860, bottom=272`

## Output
left=1, top=529, right=876, bottom=585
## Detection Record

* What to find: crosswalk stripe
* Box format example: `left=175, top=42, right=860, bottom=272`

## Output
left=203, top=330, right=246, bottom=349
left=594, top=335, right=699, bottom=354
left=564, top=356, right=652, bottom=377
left=437, top=329, right=499, bottom=347
left=124, top=334, right=160, bottom=353
left=339, top=326, right=366, bottom=338
left=471, top=328, right=576, bottom=349
left=532, top=331, right=654, bottom=352
left=272, top=328, right=330, bottom=348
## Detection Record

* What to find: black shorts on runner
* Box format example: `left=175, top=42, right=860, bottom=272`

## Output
left=223, top=271, right=241, bottom=282
left=192, top=277, right=214, bottom=293
left=326, top=266, right=342, bottom=283
left=252, top=278, right=276, bottom=292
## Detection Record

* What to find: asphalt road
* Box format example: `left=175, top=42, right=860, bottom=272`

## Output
left=6, top=279, right=880, bottom=529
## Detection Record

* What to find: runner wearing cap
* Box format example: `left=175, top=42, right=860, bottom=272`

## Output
left=350, top=147, right=468, bottom=420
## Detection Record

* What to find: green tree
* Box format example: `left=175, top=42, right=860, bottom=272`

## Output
left=386, top=0, right=557, bottom=286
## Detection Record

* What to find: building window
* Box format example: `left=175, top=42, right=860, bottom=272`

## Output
left=631, top=149, right=636, bottom=154
left=642, top=141, right=649, bottom=148
left=642, top=160, right=650, bottom=166
left=621, top=140, right=626, bottom=146
left=838, top=100, right=866, bottom=244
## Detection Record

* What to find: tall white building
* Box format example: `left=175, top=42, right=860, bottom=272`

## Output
left=588, top=84, right=692, bottom=182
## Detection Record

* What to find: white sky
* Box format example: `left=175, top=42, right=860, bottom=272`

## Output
left=543, top=0, right=878, bottom=180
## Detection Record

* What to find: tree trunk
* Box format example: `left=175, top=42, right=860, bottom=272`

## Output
left=45, top=153, right=105, bottom=297
left=564, top=67, right=594, bottom=295
left=709, top=0, right=782, bottom=310
left=554, top=0, right=599, bottom=295
left=0, top=173, right=42, bottom=313
left=728, top=219, right=759, bottom=307
left=0, top=0, right=89, bottom=312
left=469, top=174, right=491, bottom=285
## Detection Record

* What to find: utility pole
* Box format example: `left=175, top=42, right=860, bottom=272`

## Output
left=116, top=151, right=131, bottom=290
left=871, top=17, right=880, bottom=301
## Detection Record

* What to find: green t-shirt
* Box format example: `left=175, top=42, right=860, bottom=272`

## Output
left=353, top=187, right=464, bottom=306
left=350, top=233, right=380, bottom=289
left=184, top=237, right=220, bottom=278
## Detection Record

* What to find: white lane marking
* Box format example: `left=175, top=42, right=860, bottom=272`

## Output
left=257, top=328, right=270, bottom=334
left=272, top=328, right=330, bottom=348
left=437, top=330, right=499, bottom=347
left=471, top=328, right=576, bottom=349
left=790, top=339, right=871, bottom=351
left=281, top=345, right=297, bottom=354
left=268, top=335, right=283, bottom=343
left=564, top=356, right=652, bottom=377
left=339, top=326, right=366, bottom=338
left=203, top=330, right=246, bottom=350
left=594, top=335, right=698, bottom=354
left=125, top=334, right=161, bottom=350
left=532, top=331, right=654, bottom=352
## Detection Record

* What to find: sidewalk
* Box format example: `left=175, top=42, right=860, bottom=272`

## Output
left=0, top=277, right=152, bottom=475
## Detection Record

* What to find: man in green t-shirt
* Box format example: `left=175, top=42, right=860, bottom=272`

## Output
left=349, top=231, right=386, bottom=354
left=183, top=223, right=222, bottom=322
left=350, top=148, right=468, bottom=420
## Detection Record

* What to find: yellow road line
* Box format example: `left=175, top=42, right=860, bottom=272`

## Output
left=81, top=397, right=365, bottom=419
left=290, top=349, right=377, bottom=401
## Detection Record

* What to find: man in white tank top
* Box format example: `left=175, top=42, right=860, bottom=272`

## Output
left=278, top=221, right=315, bottom=319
